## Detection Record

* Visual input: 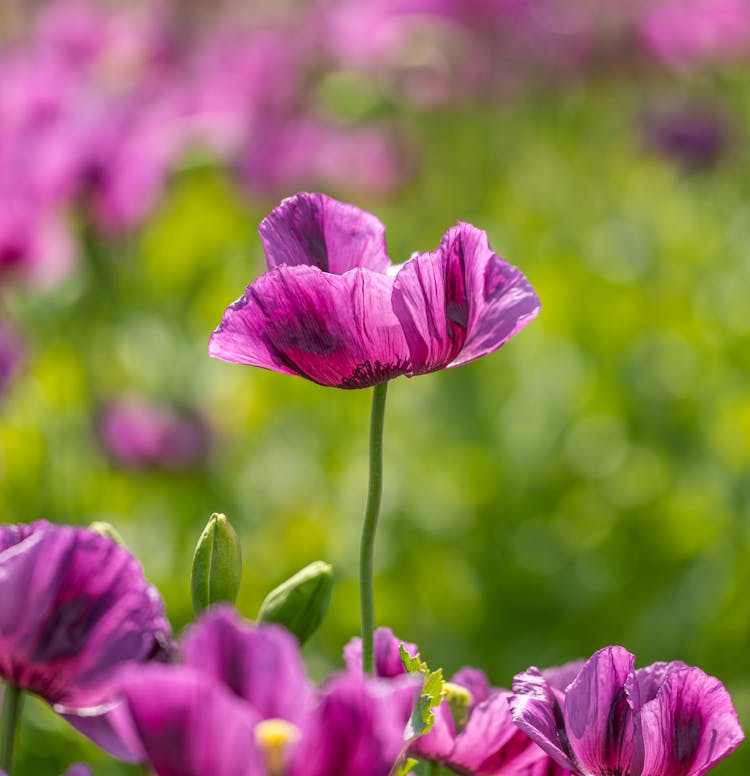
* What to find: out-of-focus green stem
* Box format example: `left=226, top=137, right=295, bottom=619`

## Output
left=0, top=683, right=23, bottom=774
left=359, top=381, right=388, bottom=674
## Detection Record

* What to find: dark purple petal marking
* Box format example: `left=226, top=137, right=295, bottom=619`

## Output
left=121, top=665, right=261, bottom=776
left=181, top=606, right=314, bottom=726
left=563, top=646, right=639, bottom=776
left=210, top=265, right=412, bottom=389
left=640, top=667, right=744, bottom=776
left=0, top=522, right=171, bottom=708
left=259, top=192, right=391, bottom=275
left=446, top=223, right=541, bottom=369
left=510, top=667, right=578, bottom=772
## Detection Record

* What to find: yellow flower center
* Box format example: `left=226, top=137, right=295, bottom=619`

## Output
left=254, top=718, right=302, bottom=776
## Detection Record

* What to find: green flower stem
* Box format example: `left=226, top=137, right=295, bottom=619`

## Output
left=429, top=761, right=440, bottom=776
left=0, top=683, right=23, bottom=774
left=359, top=380, right=389, bottom=674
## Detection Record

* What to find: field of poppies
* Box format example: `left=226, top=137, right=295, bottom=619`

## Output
left=2, top=2, right=750, bottom=775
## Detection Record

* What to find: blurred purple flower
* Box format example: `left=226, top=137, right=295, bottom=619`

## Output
left=345, top=627, right=563, bottom=775
left=209, top=192, right=540, bottom=389
left=0, top=521, right=172, bottom=711
left=640, top=0, right=750, bottom=68
left=118, top=607, right=419, bottom=776
left=97, top=396, right=211, bottom=471
left=510, top=645, right=744, bottom=776
left=642, top=105, right=730, bottom=170
left=0, top=323, right=25, bottom=399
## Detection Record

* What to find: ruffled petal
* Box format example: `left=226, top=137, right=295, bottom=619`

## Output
left=391, top=247, right=467, bottom=374
left=628, top=660, right=688, bottom=710
left=446, top=223, right=540, bottom=369
left=121, top=665, right=261, bottom=776
left=259, top=192, right=391, bottom=274
left=392, top=223, right=539, bottom=375
left=510, top=667, right=577, bottom=772
left=209, top=265, right=411, bottom=388
left=0, top=522, right=172, bottom=708
left=181, top=606, right=314, bottom=726
left=451, top=691, right=547, bottom=775
left=563, top=646, right=639, bottom=776
left=639, top=667, right=744, bottom=776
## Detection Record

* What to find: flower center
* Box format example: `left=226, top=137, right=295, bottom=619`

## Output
left=254, top=718, right=301, bottom=776
left=443, top=681, right=473, bottom=733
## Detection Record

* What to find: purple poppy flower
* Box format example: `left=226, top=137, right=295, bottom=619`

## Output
left=96, top=396, right=211, bottom=471
left=117, top=607, right=420, bottom=776
left=345, top=628, right=558, bottom=775
left=510, top=645, right=745, bottom=776
left=0, top=521, right=172, bottom=711
left=209, top=192, right=540, bottom=389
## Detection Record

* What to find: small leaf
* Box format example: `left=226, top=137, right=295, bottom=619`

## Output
left=389, top=756, right=419, bottom=776
left=399, top=644, right=446, bottom=740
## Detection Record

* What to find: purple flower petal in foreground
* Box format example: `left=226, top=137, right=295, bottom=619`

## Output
left=209, top=192, right=540, bottom=389
left=510, top=645, right=745, bottom=776
left=345, top=627, right=559, bottom=775
left=0, top=521, right=172, bottom=709
left=118, top=608, right=420, bottom=776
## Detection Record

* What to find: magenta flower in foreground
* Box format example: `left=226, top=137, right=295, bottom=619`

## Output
left=345, top=628, right=562, bottom=775
left=510, top=645, right=744, bottom=776
left=118, top=608, right=419, bottom=776
left=0, top=521, right=172, bottom=711
left=209, top=192, right=540, bottom=389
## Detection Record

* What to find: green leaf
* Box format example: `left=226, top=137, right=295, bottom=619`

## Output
left=389, top=756, right=419, bottom=776
left=399, top=644, right=446, bottom=740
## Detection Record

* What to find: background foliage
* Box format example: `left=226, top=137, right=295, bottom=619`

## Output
left=2, top=2, right=750, bottom=773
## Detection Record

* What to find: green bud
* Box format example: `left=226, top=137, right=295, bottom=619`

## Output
left=191, top=513, right=242, bottom=615
left=443, top=682, right=473, bottom=734
left=88, top=521, right=127, bottom=547
left=258, top=560, right=333, bottom=645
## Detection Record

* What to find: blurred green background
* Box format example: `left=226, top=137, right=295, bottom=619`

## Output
left=3, top=4, right=750, bottom=774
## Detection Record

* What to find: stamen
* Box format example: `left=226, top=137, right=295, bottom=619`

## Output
left=254, top=718, right=301, bottom=776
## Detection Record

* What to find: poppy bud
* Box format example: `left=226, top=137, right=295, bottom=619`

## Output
left=258, top=560, right=333, bottom=644
left=191, top=513, right=242, bottom=614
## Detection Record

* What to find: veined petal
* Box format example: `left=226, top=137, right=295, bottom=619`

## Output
left=562, top=646, right=639, bottom=776
left=639, top=667, right=744, bottom=776
left=209, top=265, right=411, bottom=389
left=510, top=667, right=577, bottom=772
left=259, top=192, right=391, bottom=274
left=181, top=606, right=314, bottom=726
left=392, top=223, right=539, bottom=375
left=627, top=660, right=688, bottom=710
left=391, top=246, right=467, bottom=374
left=451, top=691, right=547, bottom=775
left=445, top=224, right=540, bottom=369
left=121, top=665, right=261, bottom=776
left=0, top=522, right=171, bottom=708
